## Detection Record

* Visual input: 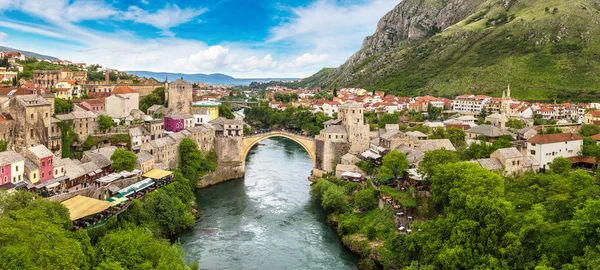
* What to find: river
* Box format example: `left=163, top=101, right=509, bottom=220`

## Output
left=179, top=137, right=358, bottom=270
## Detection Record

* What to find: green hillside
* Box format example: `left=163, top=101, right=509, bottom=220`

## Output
left=311, top=0, right=600, bottom=101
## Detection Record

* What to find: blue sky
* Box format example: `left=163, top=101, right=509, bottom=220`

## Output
left=0, top=0, right=398, bottom=78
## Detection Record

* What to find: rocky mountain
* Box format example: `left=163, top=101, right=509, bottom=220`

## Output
left=307, top=0, right=600, bottom=101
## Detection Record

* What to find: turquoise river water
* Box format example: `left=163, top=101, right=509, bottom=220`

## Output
left=179, top=137, right=358, bottom=270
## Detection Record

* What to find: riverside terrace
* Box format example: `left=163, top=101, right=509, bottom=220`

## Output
left=61, top=169, right=174, bottom=230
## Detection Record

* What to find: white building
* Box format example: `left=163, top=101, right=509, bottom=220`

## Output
left=527, top=133, right=583, bottom=170
left=452, top=95, right=491, bottom=114
left=105, top=86, right=140, bottom=120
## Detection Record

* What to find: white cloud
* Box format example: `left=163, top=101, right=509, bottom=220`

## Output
left=141, top=0, right=149, bottom=4
left=269, top=0, right=397, bottom=60
left=0, top=32, right=7, bottom=42
left=174, top=45, right=233, bottom=70
left=122, top=4, right=207, bottom=36
left=232, top=54, right=278, bottom=73
left=66, top=0, right=119, bottom=22
left=0, top=0, right=398, bottom=78
left=284, top=53, right=328, bottom=68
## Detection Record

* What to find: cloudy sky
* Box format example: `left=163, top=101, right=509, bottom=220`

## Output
left=0, top=0, right=398, bottom=78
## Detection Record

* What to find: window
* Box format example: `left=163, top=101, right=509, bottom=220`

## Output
left=34, top=173, right=36, bottom=179
left=15, top=166, right=18, bottom=172
left=530, top=150, right=536, bottom=155
left=42, top=161, right=45, bottom=166
left=30, top=113, right=33, bottom=119
left=512, top=161, right=516, bottom=166
left=41, top=173, right=44, bottom=178
left=3, top=176, right=5, bottom=183
left=1, top=167, right=3, bottom=174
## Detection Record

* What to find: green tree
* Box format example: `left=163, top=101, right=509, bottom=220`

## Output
left=377, top=150, right=410, bottom=181
left=178, top=138, right=217, bottom=184
left=321, top=185, right=348, bottom=213
left=378, top=114, right=399, bottom=128
left=141, top=189, right=195, bottom=235
left=310, top=178, right=334, bottom=200
left=98, top=115, right=114, bottom=132
left=506, top=118, right=525, bottom=129
left=447, top=127, right=466, bottom=147
left=54, top=98, right=73, bottom=114
left=427, top=103, right=442, bottom=121
left=0, top=140, right=7, bottom=152
left=95, top=228, right=188, bottom=269
left=0, top=196, right=90, bottom=270
left=355, top=188, right=378, bottom=210
left=219, top=104, right=236, bottom=119
left=579, top=124, right=600, bottom=137
left=418, top=149, right=461, bottom=180
left=110, top=149, right=137, bottom=172
left=549, top=157, right=572, bottom=175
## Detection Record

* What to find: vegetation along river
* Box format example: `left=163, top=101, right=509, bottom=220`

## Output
left=179, top=137, right=358, bottom=269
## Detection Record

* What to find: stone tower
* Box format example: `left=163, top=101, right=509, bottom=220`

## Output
left=339, top=102, right=370, bottom=153
left=167, top=78, right=193, bottom=114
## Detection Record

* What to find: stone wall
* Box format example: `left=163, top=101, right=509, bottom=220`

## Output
left=215, top=137, right=243, bottom=163
left=197, top=161, right=245, bottom=188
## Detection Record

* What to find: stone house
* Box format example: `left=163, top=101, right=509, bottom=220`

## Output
left=210, top=117, right=243, bottom=137
left=187, top=125, right=216, bottom=153
left=129, top=126, right=151, bottom=152
left=23, top=145, right=54, bottom=183
left=55, top=111, right=98, bottom=142
left=144, top=119, right=165, bottom=141
left=80, top=99, right=105, bottom=112
left=135, top=151, right=155, bottom=173
left=583, top=110, right=600, bottom=125
left=0, top=151, right=25, bottom=188
left=105, top=86, right=139, bottom=120
left=5, top=95, right=53, bottom=150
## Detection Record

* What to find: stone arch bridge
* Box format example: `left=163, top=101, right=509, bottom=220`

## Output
left=242, top=131, right=316, bottom=166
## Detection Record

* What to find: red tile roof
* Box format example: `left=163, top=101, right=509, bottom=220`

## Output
left=568, top=156, right=597, bottom=164
left=111, top=86, right=137, bottom=94
left=528, top=133, right=583, bottom=144
left=587, top=110, right=600, bottom=118
left=589, top=134, right=600, bottom=141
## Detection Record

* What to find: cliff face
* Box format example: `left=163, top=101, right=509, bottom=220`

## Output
left=343, top=0, right=485, bottom=70
left=306, top=0, right=600, bottom=101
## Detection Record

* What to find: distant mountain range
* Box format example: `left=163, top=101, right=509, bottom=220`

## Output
left=0, top=46, right=59, bottom=61
left=127, top=71, right=298, bottom=86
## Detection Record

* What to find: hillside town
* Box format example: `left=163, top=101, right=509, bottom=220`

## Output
left=0, top=49, right=599, bottom=232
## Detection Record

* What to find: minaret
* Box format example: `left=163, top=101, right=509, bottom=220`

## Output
left=500, top=89, right=507, bottom=130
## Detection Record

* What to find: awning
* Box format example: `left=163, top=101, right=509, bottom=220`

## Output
left=34, top=176, right=69, bottom=189
left=361, top=151, right=381, bottom=160
left=46, top=182, right=61, bottom=189
left=142, top=169, right=173, bottom=180
left=87, top=172, right=96, bottom=177
left=132, top=178, right=155, bottom=192
left=94, top=169, right=103, bottom=174
left=107, top=196, right=128, bottom=206
left=341, top=171, right=362, bottom=178
left=61, top=195, right=114, bottom=221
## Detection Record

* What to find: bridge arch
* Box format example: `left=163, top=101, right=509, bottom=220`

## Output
left=241, top=131, right=316, bottom=167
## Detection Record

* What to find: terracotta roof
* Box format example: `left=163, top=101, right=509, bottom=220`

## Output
left=111, top=86, right=137, bottom=94
left=587, top=110, right=600, bottom=118
left=589, top=133, right=600, bottom=141
left=568, top=156, right=597, bottom=164
left=59, top=80, right=77, bottom=85
left=84, top=99, right=104, bottom=105
left=527, top=133, right=583, bottom=144
left=55, top=88, right=71, bottom=92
